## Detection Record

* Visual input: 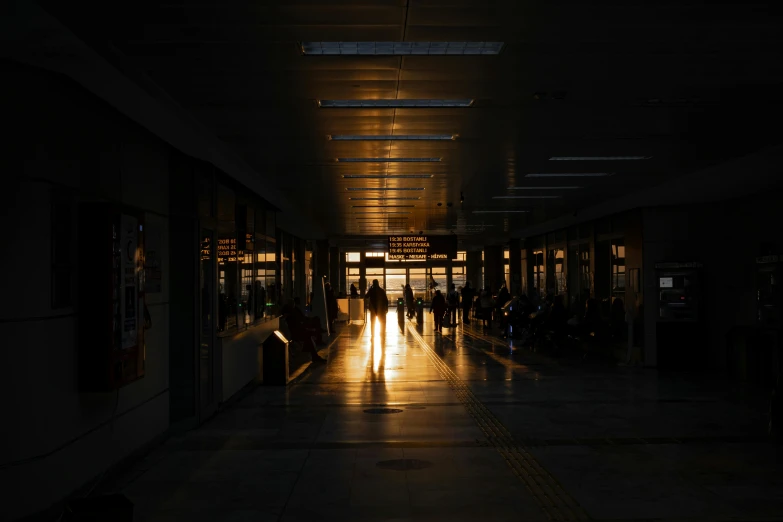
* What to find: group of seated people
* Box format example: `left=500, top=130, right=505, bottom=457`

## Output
left=506, top=293, right=628, bottom=356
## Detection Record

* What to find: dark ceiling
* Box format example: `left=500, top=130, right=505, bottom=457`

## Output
left=41, top=0, right=783, bottom=241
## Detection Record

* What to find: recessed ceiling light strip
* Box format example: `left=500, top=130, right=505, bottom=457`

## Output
left=338, top=157, right=441, bottom=162
left=343, top=175, right=433, bottom=179
left=549, top=156, right=650, bottom=161
left=349, top=197, right=421, bottom=200
left=347, top=187, right=425, bottom=191
left=492, top=196, right=561, bottom=199
left=321, top=100, right=473, bottom=108
left=508, top=186, right=581, bottom=189
left=330, top=135, right=455, bottom=141
left=352, top=211, right=411, bottom=214
left=526, top=173, right=610, bottom=178
left=472, top=210, right=530, bottom=214
left=302, top=42, right=505, bottom=56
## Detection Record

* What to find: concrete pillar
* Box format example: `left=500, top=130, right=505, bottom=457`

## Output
left=483, top=245, right=504, bottom=292
left=509, top=239, right=522, bottom=296
left=329, top=245, right=340, bottom=295
left=310, top=239, right=329, bottom=330
left=294, top=238, right=306, bottom=305
left=466, top=250, right=482, bottom=290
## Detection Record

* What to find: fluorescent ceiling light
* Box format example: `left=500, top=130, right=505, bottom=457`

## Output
left=492, top=196, right=561, bottom=199
left=549, top=156, right=650, bottom=161
left=347, top=187, right=424, bottom=191
left=321, top=100, right=473, bottom=108
left=349, top=197, right=421, bottom=200
left=330, top=135, right=455, bottom=141
left=353, top=211, right=411, bottom=214
left=509, top=186, right=581, bottom=189
left=526, top=173, right=610, bottom=178
left=338, top=157, right=441, bottom=162
left=343, top=175, right=433, bottom=179
left=302, top=41, right=505, bottom=56
left=352, top=205, right=415, bottom=208
left=473, top=210, right=530, bottom=214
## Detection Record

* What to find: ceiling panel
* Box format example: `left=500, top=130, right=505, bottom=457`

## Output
left=39, top=0, right=783, bottom=240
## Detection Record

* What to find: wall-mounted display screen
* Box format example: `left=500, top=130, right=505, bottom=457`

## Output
left=659, top=277, right=674, bottom=288
left=388, top=235, right=458, bottom=260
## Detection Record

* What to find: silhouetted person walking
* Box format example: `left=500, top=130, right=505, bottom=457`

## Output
left=447, top=283, right=460, bottom=325
left=431, top=289, right=447, bottom=332
left=366, top=279, right=388, bottom=338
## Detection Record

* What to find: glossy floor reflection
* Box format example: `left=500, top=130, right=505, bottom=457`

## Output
left=102, top=312, right=783, bottom=522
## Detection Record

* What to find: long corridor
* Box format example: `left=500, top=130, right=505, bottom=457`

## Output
left=101, top=313, right=782, bottom=522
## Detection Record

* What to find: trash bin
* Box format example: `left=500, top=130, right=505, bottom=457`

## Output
left=349, top=298, right=365, bottom=323
left=263, top=330, right=290, bottom=385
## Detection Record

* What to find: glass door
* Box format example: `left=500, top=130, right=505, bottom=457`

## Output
left=385, top=268, right=406, bottom=302
left=199, top=228, right=218, bottom=421
left=409, top=268, right=427, bottom=300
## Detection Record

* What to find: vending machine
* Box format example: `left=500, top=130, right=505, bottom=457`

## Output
left=655, top=262, right=704, bottom=370
left=77, top=202, right=146, bottom=391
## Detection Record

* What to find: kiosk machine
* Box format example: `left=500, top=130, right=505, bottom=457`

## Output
left=655, top=262, right=704, bottom=370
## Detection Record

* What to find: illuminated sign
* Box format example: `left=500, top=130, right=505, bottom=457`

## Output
left=218, top=237, right=238, bottom=262
left=200, top=236, right=211, bottom=260
left=388, top=235, right=457, bottom=260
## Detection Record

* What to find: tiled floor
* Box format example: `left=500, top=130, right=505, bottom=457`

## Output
left=103, top=312, right=783, bottom=521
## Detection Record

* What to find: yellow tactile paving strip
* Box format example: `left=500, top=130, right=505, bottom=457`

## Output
left=407, top=322, right=592, bottom=521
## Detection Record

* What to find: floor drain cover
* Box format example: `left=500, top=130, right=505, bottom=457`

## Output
left=376, top=458, right=433, bottom=471
left=364, top=408, right=404, bottom=414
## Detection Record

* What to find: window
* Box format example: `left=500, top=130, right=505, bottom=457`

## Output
left=305, top=247, right=313, bottom=306
left=385, top=268, right=406, bottom=300
left=346, top=268, right=361, bottom=296
left=503, top=249, right=510, bottom=289
left=533, top=250, right=545, bottom=295
left=366, top=268, right=384, bottom=291
left=409, top=269, right=427, bottom=298
left=366, top=252, right=384, bottom=258
left=452, top=251, right=466, bottom=262
left=452, top=265, right=467, bottom=291
left=264, top=237, right=278, bottom=310
left=548, top=248, right=565, bottom=295
left=580, top=250, right=591, bottom=299
left=346, top=252, right=360, bottom=263
left=430, top=268, right=447, bottom=299
left=611, top=240, right=626, bottom=302
left=217, top=184, right=238, bottom=333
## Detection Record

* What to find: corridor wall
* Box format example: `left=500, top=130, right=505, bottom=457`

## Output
left=0, top=63, right=171, bottom=520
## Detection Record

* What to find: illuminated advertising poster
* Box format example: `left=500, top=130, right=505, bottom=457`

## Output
left=121, top=214, right=138, bottom=350
left=388, top=235, right=457, bottom=260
